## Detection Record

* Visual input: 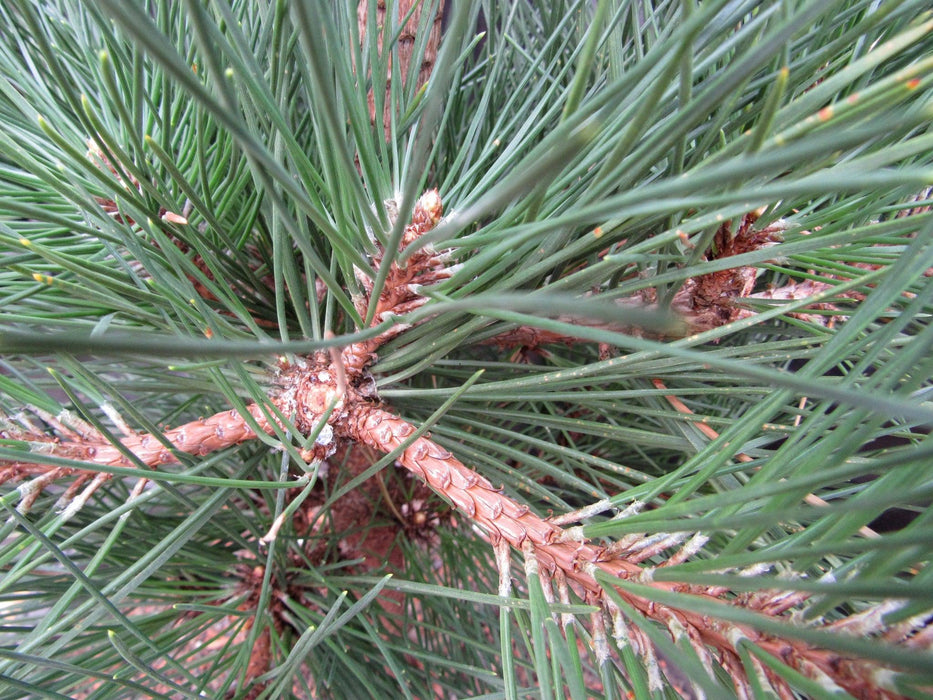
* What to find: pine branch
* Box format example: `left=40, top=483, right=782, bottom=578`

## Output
left=0, top=201, right=795, bottom=480
left=358, top=0, right=446, bottom=140
left=2, top=404, right=269, bottom=471
left=346, top=401, right=916, bottom=699
left=2, top=191, right=924, bottom=698
left=483, top=214, right=796, bottom=350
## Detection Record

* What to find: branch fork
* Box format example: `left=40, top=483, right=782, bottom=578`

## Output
left=1, top=191, right=923, bottom=698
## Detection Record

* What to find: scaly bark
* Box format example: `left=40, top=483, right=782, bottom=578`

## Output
left=344, top=403, right=907, bottom=699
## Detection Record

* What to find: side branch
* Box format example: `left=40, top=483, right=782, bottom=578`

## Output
left=344, top=403, right=903, bottom=699
left=1, top=403, right=273, bottom=472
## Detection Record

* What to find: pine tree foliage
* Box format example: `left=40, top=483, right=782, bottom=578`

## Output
left=1, top=1, right=932, bottom=698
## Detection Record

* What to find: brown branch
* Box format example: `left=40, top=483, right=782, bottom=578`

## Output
left=1, top=403, right=273, bottom=473
left=487, top=215, right=933, bottom=353
left=2, top=191, right=922, bottom=698
left=358, top=0, right=446, bottom=141
left=343, top=403, right=905, bottom=698
left=482, top=219, right=785, bottom=349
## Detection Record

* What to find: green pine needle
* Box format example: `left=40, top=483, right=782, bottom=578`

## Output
left=2, top=1, right=932, bottom=698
